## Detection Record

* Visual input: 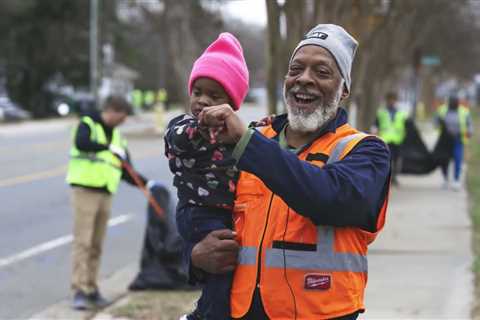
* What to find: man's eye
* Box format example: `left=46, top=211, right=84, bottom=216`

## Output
left=288, top=67, right=302, bottom=75
left=316, top=69, right=331, bottom=77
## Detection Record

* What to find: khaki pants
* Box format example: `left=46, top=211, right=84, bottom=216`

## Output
left=70, top=187, right=112, bottom=294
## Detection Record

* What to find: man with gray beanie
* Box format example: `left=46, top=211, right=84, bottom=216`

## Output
left=187, top=24, right=391, bottom=319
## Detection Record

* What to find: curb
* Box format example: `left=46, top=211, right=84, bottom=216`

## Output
left=30, top=263, right=138, bottom=320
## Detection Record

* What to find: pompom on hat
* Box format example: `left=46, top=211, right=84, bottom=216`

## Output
left=188, top=32, right=249, bottom=110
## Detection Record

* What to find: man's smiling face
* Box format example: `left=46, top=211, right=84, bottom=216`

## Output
left=284, top=45, right=347, bottom=133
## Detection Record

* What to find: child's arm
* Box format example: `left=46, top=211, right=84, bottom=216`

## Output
left=164, top=115, right=202, bottom=156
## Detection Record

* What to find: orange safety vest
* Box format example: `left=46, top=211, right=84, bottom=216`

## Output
left=231, top=123, right=389, bottom=319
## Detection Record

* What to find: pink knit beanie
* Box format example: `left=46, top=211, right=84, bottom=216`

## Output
left=188, top=32, right=249, bottom=110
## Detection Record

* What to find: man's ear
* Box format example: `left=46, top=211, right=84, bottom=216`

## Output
left=340, top=85, right=350, bottom=100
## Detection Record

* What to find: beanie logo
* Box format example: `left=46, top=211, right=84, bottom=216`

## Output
left=306, top=31, right=328, bottom=40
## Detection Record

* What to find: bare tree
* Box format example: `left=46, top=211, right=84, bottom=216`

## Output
left=265, top=0, right=480, bottom=129
left=265, top=0, right=282, bottom=115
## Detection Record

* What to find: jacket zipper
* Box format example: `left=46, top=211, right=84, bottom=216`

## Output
left=255, top=192, right=275, bottom=288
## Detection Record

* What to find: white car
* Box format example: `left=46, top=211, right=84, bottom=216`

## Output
left=0, top=95, right=31, bottom=122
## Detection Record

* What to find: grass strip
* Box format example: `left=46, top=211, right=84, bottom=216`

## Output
left=467, top=108, right=480, bottom=318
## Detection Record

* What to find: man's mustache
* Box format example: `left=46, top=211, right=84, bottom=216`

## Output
left=288, top=86, right=320, bottom=96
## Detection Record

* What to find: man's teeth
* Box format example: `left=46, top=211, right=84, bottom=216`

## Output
left=294, top=93, right=315, bottom=102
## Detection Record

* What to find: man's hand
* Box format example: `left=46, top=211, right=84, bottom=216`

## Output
left=191, top=229, right=239, bottom=274
left=198, top=104, right=246, bottom=144
left=109, top=144, right=126, bottom=160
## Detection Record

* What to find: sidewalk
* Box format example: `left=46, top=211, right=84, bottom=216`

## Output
left=363, top=124, right=474, bottom=319
left=364, top=170, right=473, bottom=319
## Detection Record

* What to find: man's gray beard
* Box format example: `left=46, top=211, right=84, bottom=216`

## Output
left=283, top=82, right=344, bottom=133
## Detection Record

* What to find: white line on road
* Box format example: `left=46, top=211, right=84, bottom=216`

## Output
left=0, top=214, right=133, bottom=269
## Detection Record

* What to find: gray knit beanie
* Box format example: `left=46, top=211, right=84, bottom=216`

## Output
left=290, top=24, right=358, bottom=93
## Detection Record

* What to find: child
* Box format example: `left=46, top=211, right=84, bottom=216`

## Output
left=164, top=32, right=249, bottom=320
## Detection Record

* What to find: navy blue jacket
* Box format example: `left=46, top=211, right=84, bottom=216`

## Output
left=235, top=108, right=391, bottom=233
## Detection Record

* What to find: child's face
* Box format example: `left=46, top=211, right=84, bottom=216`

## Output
left=190, top=77, right=231, bottom=117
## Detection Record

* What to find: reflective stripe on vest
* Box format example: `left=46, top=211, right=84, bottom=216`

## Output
left=328, top=133, right=367, bottom=164
left=238, top=246, right=257, bottom=265
left=70, top=153, right=120, bottom=169
left=264, top=226, right=367, bottom=272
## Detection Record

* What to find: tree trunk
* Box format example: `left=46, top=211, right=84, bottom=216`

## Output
left=265, top=0, right=282, bottom=115
left=162, top=0, right=198, bottom=111
left=284, top=0, right=305, bottom=60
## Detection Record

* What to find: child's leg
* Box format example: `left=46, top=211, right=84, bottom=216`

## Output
left=175, top=207, right=194, bottom=242
left=175, top=207, right=196, bottom=271
left=181, top=207, right=233, bottom=320
left=201, top=271, right=233, bottom=320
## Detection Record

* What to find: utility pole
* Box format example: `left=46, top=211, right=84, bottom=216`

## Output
left=90, top=0, right=99, bottom=106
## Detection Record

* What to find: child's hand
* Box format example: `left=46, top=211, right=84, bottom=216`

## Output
left=198, top=104, right=246, bottom=143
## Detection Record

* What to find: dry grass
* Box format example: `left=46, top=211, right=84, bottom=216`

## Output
left=109, top=290, right=200, bottom=320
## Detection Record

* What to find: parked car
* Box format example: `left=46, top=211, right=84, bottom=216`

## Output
left=48, top=89, right=97, bottom=117
left=0, top=95, right=30, bottom=122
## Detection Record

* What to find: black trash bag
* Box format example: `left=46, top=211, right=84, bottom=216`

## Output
left=400, top=120, right=455, bottom=175
left=431, top=120, right=455, bottom=169
left=400, top=120, right=437, bottom=174
left=128, top=184, right=189, bottom=290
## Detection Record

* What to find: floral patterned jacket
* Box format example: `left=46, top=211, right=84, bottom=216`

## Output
left=164, top=114, right=238, bottom=210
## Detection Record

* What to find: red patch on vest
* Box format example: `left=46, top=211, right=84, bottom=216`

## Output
left=304, top=274, right=331, bottom=290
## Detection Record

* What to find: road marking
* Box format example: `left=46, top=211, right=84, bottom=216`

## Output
left=0, top=148, right=161, bottom=188
left=0, top=214, right=133, bottom=269
left=0, top=140, right=68, bottom=155
left=0, top=165, right=68, bottom=188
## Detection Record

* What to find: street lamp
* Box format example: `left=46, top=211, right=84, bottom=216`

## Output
left=90, top=0, right=99, bottom=107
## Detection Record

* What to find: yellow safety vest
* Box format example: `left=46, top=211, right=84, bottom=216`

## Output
left=66, top=116, right=126, bottom=194
left=376, top=107, right=408, bottom=145
left=436, top=104, right=470, bottom=144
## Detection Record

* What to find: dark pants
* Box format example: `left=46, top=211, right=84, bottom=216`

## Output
left=237, top=288, right=359, bottom=319
left=388, top=143, right=401, bottom=184
left=176, top=205, right=233, bottom=320
left=441, top=137, right=464, bottom=182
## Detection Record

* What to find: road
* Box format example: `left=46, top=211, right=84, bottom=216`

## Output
left=0, top=105, right=266, bottom=319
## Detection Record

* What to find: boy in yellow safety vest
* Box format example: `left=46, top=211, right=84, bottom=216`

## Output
left=66, top=96, right=153, bottom=310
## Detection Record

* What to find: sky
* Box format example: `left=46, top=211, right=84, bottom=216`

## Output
left=221, top=0, right=267, bottom=27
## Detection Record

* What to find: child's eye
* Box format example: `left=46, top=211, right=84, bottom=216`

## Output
left=192, top=89, right=201, bottom=96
